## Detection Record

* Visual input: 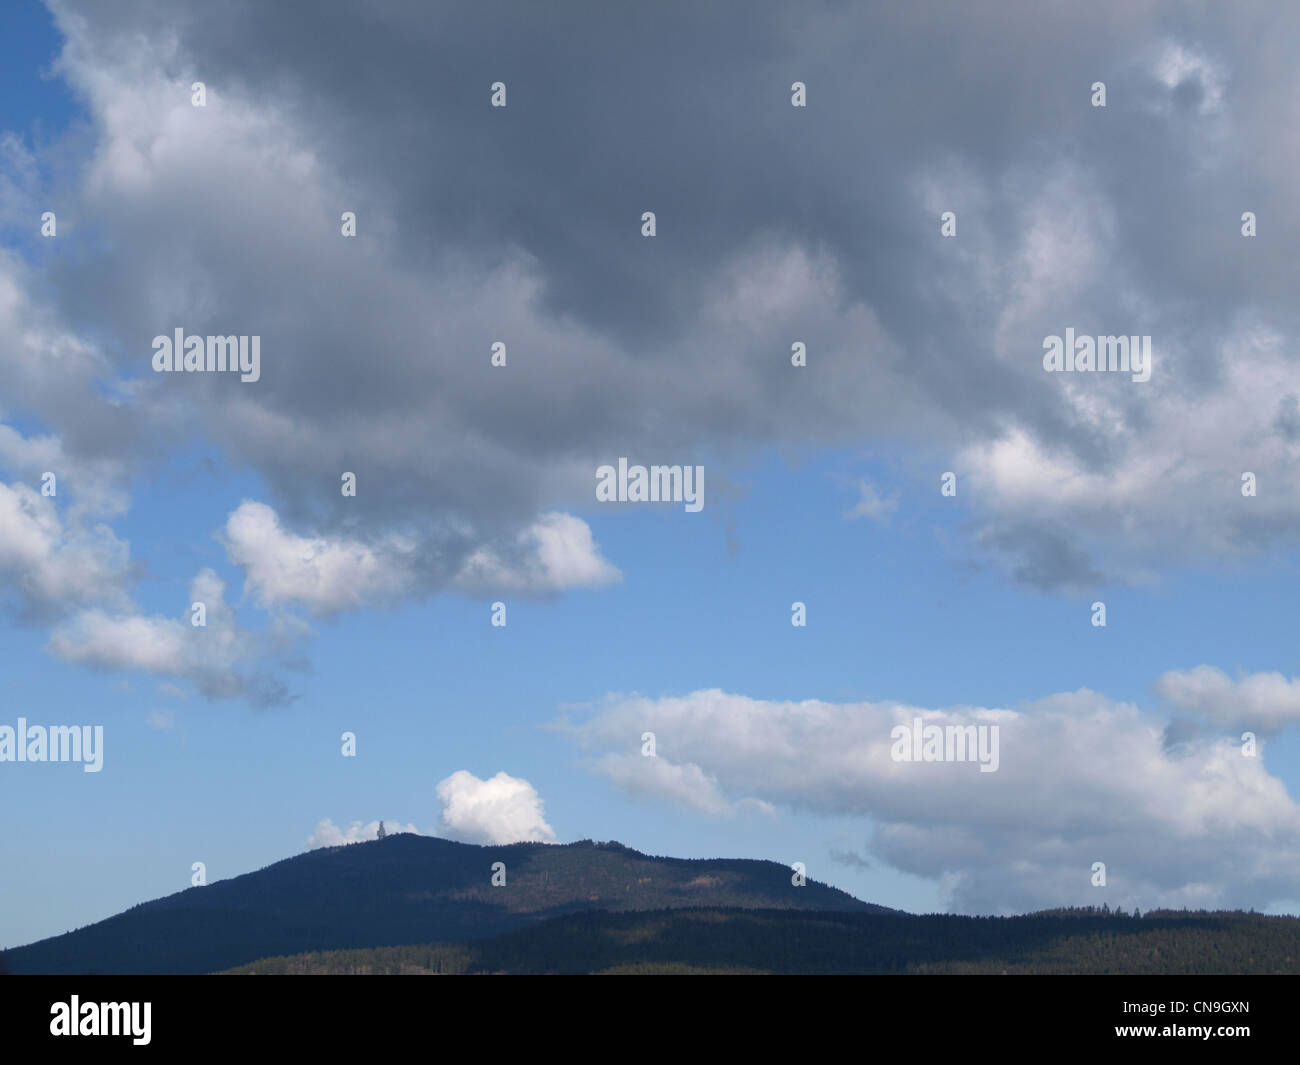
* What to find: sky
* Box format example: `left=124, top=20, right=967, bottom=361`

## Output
left=4, top=0, right=1300, bottom=949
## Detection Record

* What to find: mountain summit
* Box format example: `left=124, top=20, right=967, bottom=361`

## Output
left=3, top=835, right=881, bottom=974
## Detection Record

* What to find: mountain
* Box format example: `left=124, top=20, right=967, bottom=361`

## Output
left=224, top=905, right=1300, bottom=975
left=2, top=834, right=881, bottom=974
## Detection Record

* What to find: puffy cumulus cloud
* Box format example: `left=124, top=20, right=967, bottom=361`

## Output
left=307, top=818, right=418, bottom=849
left=592, top=752, right=773, bottom=817
left=0, top=258, right=137, bottom=481
left=3, top=0, right=1290, bottom=604
left=453, top=512, right=621, bottom=596
left=0, top=426, right=127, bottom=521
left=47, top=568, right=297, bottom=707
left=555, top=686, right=1300, bottom=914
left=435, top=770, right=556, bottom=845
left=1156, top=666, right=1300, bottom=736
left=224, top=501, right=620, bottom=612
left=959, top=320, right=1300, bottom=588
left=0, top=479, right=130, bottom=620
left=222, top=500, right=419, bottom=615
left=0, top=451, right=298, bottom=703
left=0, top=443, right=297, bottom=703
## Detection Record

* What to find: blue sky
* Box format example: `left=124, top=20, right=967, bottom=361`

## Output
left=4, top=0, right=1300, bottom=949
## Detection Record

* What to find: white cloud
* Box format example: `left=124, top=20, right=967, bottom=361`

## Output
left=593, top=751, right=775, bottom=816
left=146, top=710, right=175, bottom=732
left=48, top=568, right=292, bottom=706
left=223, top=501, right=417, bottom=615
left=0, top=425, right=127, bottom=520
left=0, top=479, right=129, bottom=618
left=958, top=318, right=1300, bottom=585
left=226, top=502, right=620, bottom=613
left=307, top=818, right=418, bottom=848
left=1152, top=42, right=1227, bottom=116
left=435, top=770, right=556, bottom=845
left=557, top=686, right=1300, bottom=914
left=845, top=479, right=897, bottom=524
left=454, top=512, right=621, bottom=595
left=1156, top=666, right=1300, bottom=735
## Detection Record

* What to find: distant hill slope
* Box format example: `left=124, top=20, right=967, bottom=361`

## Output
left=3, top=835, right=881, bottom=975
left=225, top=906, right=1300, bottom=975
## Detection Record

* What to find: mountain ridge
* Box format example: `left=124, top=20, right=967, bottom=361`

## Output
left=2, top=834, right=884, bottom=974
left=222, top=905, right=1300, bottom=975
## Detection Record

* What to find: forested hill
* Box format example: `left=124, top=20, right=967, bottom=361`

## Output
left=2, top=835, right=881, bottom=975
left=225, top=905, right=1300, bottom=975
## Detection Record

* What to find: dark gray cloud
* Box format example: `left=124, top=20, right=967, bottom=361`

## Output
left=828, top=847, right=873, bottom=872
left=2, top=0, right=1296, bottom=596
left=977, top=520, right=1105, bottom=592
